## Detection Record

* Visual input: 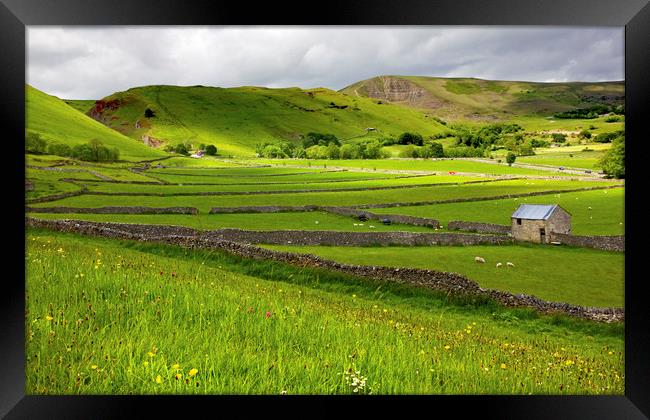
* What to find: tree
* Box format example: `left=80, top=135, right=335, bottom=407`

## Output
left=340, top=144, right=360, bottom=159
left=205, top=145, right=217, bottom=155
left=397, top=132, right=424, bottom=146
left=326, top=143, right=340, bottom=159
left=506, top=152, right=516, bottom=166
left=261, top=144, right=285, bottom=158
left=175, top=143, right=190, bottom=156
left=302, top=133, right=340, bottom=148
left=144, top=108, right=156, bottom=118
left=47, top=143, right=72, bottom=157
left=428, top=142, right=444, bottom=158
left=25, top=132, right=47, bottom=154
left=598, top=135, right=624, bottom=178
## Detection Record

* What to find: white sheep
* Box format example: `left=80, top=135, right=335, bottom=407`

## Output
left=496, top=262, right=503, bottom=268
left=506, top=262, right=515, bottom=267
left=369, top=225, right=376, bottom=229
left=475, top=256, right=486, bottom=263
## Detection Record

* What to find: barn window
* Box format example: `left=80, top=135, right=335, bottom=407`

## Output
left=517, top=218, right=522, bottom=225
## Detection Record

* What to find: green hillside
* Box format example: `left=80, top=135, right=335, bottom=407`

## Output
left=86, top=85, right=448, bottom=156
left=26, top=85, right=166, bottom=161
left=341, top=75, right=624, bottom=122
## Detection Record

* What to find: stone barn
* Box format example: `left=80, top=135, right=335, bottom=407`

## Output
left=511, top=204, right=571, bottom=243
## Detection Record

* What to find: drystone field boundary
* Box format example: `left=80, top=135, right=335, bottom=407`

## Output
left=25, top=217, right=623, bottom=323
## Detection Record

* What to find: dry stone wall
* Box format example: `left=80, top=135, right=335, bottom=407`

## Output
left=26, top=206, right=199, bottom=215
left=447, top=221, right=511, bottom=235
left=25, top=217, right=623, bottom=322
left=549, top=232, right=625, bottom=252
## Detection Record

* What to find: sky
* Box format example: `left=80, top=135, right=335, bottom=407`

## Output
left=27, top=26, right=624, bottom=99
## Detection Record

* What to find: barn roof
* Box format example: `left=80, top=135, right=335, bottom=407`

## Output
left=511, top=204, right=564, bottom=220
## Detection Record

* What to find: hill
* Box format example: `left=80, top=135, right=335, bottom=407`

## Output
left=340, top=76, right=624, bottom=121
left=26, top=85, right=166, bottom=161
left=85, top=85, right=449, bottom=156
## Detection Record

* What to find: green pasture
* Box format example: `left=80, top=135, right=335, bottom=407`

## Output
left=30, top=179, right=615, bottom=212
left=251, top=158, right=584, bottom=176
left=25, top=230, right=623, bottom=394
left=80, top=175, right=488, bottom=194
left=265, top=243, right=624, bottom=308
left=371, top=187, right=624, bottom=236
left=27, top=212, right=433, bottom=233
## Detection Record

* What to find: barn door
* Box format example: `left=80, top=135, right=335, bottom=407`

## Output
left=540, top=228, right=546, bottom=243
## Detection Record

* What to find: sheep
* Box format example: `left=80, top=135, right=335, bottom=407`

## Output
left=506, top=262, right=515, bottom=267
left=496, top=262, right=503, bottom=268
left=369, top=225, right=376, bottom=229
left=475, top=256, right=486, bottom=263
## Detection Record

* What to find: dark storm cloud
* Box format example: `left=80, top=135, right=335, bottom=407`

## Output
left=27, top=26, right=624, bottom=99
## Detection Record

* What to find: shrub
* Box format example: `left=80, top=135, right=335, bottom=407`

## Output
left=25, top=132, right=47, bottom=154
left=506, top=152, right=516, bottom=166
left=399, top=145, right=418, bottom=158
left=530, top=139, right=550, bottom=148
left=47, top=143, right=72, bottom=157
left=305, top=145, right=328, bottom=159
left=551, top=133, right=566, bottom=143
left=594, top=131, right=623, bottom=143
left=205, top=145, right=217, bottom=155
left=144, top=108, right=156, bottom=118
left=578, top=130, right=592, bottom=139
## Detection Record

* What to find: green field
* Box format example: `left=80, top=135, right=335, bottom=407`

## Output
left=371, top=187, right=625, bottom=236
left=25, top=230, right=624, bottom=395
left=250, top=158, right=585, bottom=176
left=27, top=212, right=433, bottom=233
left=30, top=179, right=616, bottom=212
left=265, top=244, right=624, bottom=308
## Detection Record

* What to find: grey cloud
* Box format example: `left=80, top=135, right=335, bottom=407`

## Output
left=27, top=26, right=623, bottom=99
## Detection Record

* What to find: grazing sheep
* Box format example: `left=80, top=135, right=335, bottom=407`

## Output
left=496, top=262, right=503, bottom=268
left=506, top=262, right=515, bottom=267
left=475, top=256, right=486, bottom=263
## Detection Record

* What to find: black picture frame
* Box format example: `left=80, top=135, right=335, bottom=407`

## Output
left=2, top=0, right=649, bottom=418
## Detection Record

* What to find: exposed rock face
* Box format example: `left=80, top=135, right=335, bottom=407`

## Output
left=362, top=76, right=444, bottom=109
left=88, top=99, right=122, bottom=123
left=142, top=135, right=163, bottom=147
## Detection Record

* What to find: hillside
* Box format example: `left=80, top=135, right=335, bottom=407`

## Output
left=340, top=76, right=624, bottom=121
left=85, top=85, right=448, bottom=156
left=26, top=85, right=166, bottom=161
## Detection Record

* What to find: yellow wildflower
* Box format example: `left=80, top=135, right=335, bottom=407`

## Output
left=45, top=315, right=53, bottom=321
left=91, top=365, right=98, bottom=370
left=155, top=375, right=162, bottom=384
left=189, top=368, right=198, bottom=377
left=143, top=361, right=149, bottom=367
left=444, top=345, right=451, bottom=350
left=500, top=363, right=507, bottom=369
left=175, top=373, right=182, bottom=380
left=172, top=363, right=180, bottom=370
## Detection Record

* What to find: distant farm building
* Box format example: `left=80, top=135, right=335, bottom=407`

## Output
left=191, top=150, right=205, bottom=158
left=511, top=204, right=571, bottom=244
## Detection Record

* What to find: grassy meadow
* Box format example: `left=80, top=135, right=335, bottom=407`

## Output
left=26, top=230, right=624, bottom=395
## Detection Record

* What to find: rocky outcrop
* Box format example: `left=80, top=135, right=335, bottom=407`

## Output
left=362, top=76, right=444, bottom=109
